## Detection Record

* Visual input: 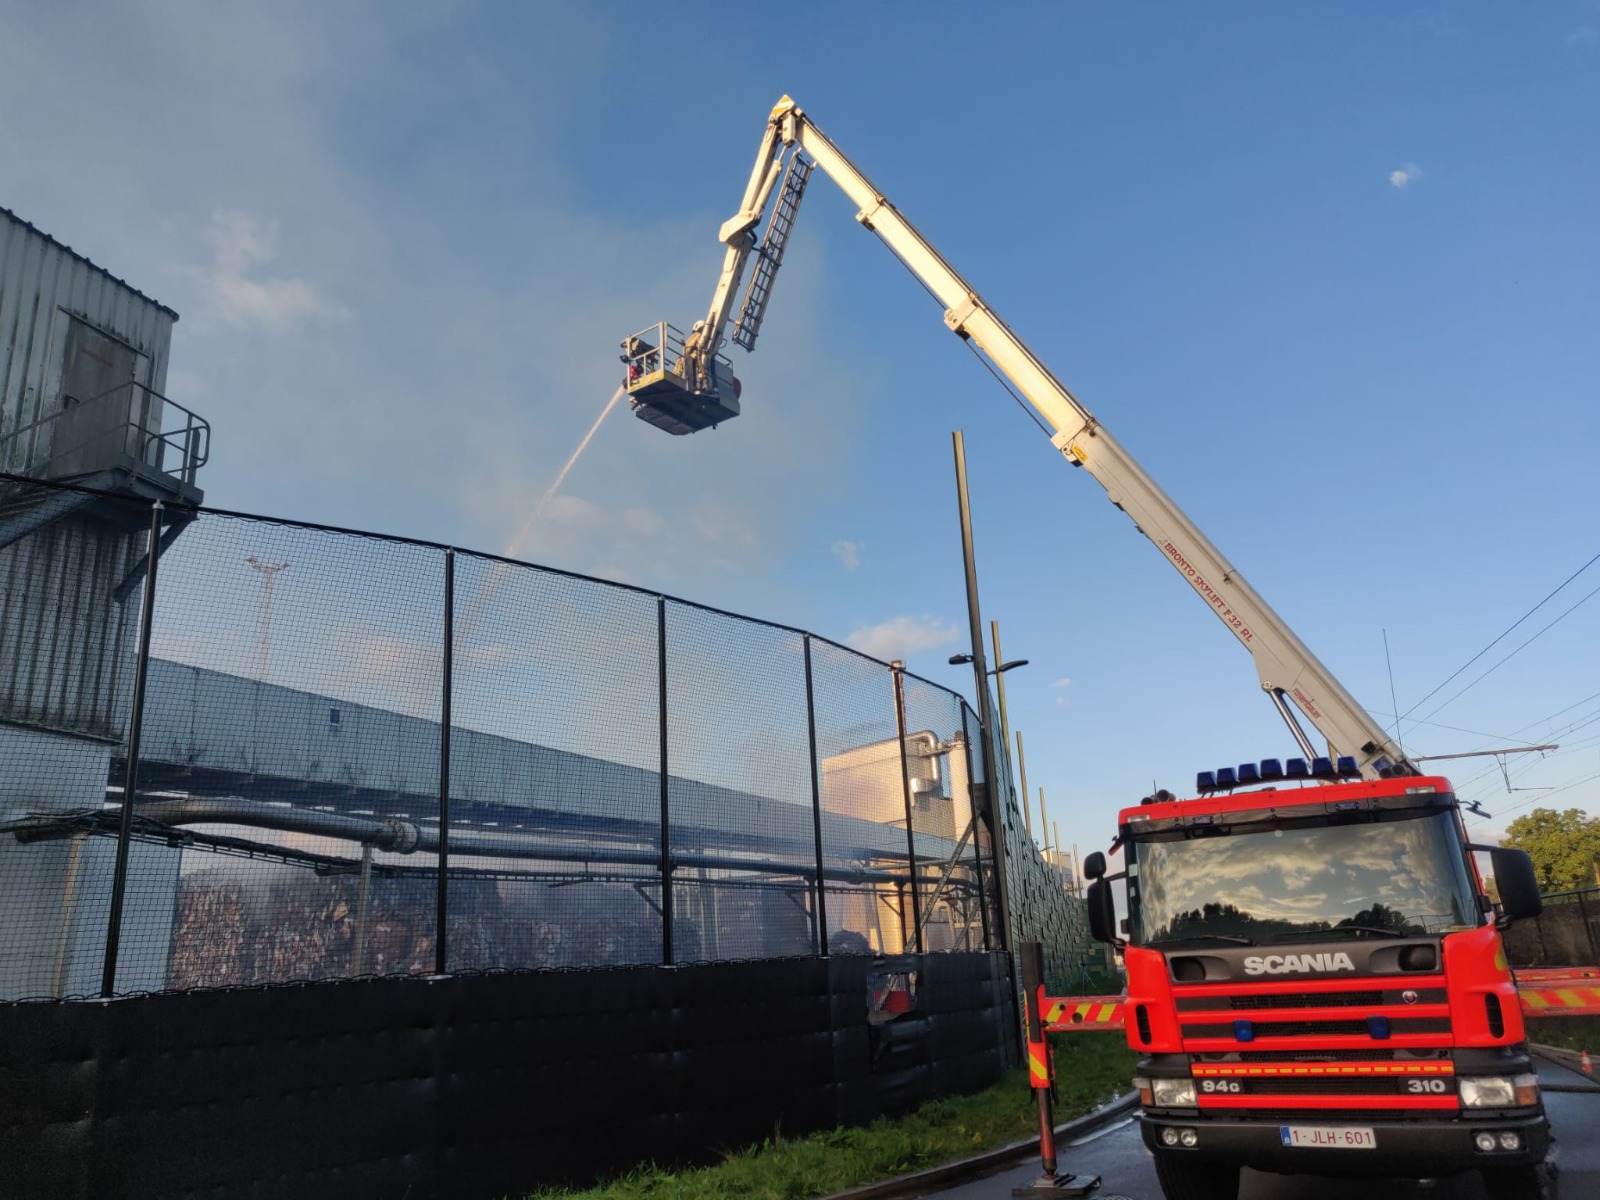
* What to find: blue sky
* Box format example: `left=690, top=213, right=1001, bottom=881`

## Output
left=3, top=2, right=1596, bottom=854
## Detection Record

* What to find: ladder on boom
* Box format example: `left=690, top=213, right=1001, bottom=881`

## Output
left=731, top=154, right=812, bottom=350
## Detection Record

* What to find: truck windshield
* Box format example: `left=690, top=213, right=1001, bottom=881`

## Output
left=1130, top=809, right=1481, bottom=946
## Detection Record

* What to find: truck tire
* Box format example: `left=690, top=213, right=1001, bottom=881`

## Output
left=1481, top=1158, right=1558, bottom=1200
left=1152, top=1153, right=1241, bottom=1200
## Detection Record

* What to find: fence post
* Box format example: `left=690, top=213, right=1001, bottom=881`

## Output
left=963, top=707, right=991, bottom=950
left=658, top=596, right=673, bottom=965
left=101, top=500, right=163, bottom=998
left=891, top=662, right=923, bottom=953
left=435, top=547, right=454, bottom=977
left=804, top=636, right=828, bottom=956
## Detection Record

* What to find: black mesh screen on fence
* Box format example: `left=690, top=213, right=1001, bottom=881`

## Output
left=664, top=602, right=815, bottom=964
left=0, top=477, right=1117, bottom=1004
left=899, top=675, right=986, bottom=955
left=140, top=513, right=446, bottom=989
left=449, top=554, right=663, bottom=971
left=807, top=640, right=915, bottom=958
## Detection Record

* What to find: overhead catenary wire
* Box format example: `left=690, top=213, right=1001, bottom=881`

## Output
left=1493, top=769, right=1600, bottom=819
left=1407, top=688, right=1600, bottom=798
left=1401, top=550, right=1600, bottom=722
left=1371, top=687, right=1600, bottom=813
left=1455, top=733, right=1600, bottom=810
left=1413, top=576, right=1600, bottom=726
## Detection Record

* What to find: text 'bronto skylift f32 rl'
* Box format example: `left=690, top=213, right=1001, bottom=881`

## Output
left=621, top=97, right=1555, bottom=1200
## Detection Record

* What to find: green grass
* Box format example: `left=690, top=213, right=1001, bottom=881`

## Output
left=1527, top=1015, right=1600, bottom=1053
left=522, top=1032, right=1137, bottom=1200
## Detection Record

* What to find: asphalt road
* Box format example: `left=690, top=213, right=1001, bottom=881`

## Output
left=918, top=1057, right=1599, bottom=1200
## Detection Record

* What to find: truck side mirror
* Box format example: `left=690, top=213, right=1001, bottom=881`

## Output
left=1086, top=878, right=1116, bottom=943
left=1083, top=851, right=1107, bottom=881
left=1489, top=847, right=1542, bottom=923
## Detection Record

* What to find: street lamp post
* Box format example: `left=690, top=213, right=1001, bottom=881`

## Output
left=950, top=430, right=1027, bottom=955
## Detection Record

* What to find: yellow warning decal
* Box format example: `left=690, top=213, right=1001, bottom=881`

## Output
left=1191, top=1061, right=1453, bottom=1078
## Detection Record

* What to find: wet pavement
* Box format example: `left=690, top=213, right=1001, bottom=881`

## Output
left=909, top=1057, right=1599, bottom=1200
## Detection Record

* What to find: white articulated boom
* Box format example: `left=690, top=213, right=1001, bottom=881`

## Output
left=622, top=96, right=1414, bottom=780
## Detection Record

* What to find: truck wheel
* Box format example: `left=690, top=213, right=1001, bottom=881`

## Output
left=1152, top=1152, right=1241, bottom=1200
left=1481, top=1158, right=1558, bottom=1200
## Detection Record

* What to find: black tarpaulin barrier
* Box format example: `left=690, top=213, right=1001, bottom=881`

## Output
left=0, top=952, right=1015, bottom=1200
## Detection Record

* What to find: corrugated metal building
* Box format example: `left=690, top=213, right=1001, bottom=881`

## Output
left=0, top=205, right=204, bottom=739
left=0, top=206, right=205, bottom=998
left=0, top=205, right=179, bottom=479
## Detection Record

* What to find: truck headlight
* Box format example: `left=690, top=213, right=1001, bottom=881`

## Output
left=1459, top=1074, right=1539, bottom=1108
left=1151, top=1078, right=1197, bottom=1107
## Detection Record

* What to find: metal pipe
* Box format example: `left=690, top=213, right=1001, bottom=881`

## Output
left=101, top=500, right=162, bottom=998
left=952, top=431, right=1012, bottom=952
left=128, top=799, right=423, bottom=849
left=113, top=796, right=918, bottom=884
left=1268, top=688, right=1319, bottom=761
left=1039, top=786, right=1051, bottom=858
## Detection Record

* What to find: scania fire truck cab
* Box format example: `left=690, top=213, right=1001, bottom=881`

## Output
left=1085, top=764, right=1553, bottom=1200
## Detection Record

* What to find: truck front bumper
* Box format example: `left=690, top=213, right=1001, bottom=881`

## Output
left=1138, top=1110, right=1550, bottom=1177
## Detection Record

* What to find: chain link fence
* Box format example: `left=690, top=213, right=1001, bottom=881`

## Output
left=0, top=475, right=1093, bottom=1000
left=1502, top=885, right=1600, bottom=968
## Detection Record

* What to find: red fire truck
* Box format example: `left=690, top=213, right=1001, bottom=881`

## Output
left=625, top=97, right=1557, bottom=1198
left=1083, top=765, right=1551, bottom=1199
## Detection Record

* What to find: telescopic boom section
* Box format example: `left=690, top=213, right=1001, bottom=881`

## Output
left=626, top=96, right=1413, bottom=779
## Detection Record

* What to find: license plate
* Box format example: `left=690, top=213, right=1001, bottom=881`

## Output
left=1280, top=1125, right=1376, bottom=1149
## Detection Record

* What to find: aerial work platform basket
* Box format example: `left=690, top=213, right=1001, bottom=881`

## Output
left=621, top=322, right=741, bottom=436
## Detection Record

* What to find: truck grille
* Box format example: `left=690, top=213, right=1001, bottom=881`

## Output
left=1207, top=1049, right=1448, bottom=1063
left=1176, top=988, right=1446, bottom=1012
left=1183, top=1016, right=1449, bottom=1039
left=1177, top=976, right=1455, bottom=1114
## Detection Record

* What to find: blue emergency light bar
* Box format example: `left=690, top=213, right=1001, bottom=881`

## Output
left=1195, top=753, right=1368, bottom=794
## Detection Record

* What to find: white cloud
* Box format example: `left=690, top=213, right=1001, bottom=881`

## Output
left=844, top=614, right=960, bottom=661
left=0, top=2, right=875, bottom=600
left=190, top=209, right=352, bottom=334
left=831, top=540, right=863, bottom=571
left=1389, top=163, right=1423, bottom=190
left=1051, top=677, right=1072, bottom=689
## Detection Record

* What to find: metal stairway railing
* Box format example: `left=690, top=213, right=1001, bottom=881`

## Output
left=0, top=379, right=209, bottom=490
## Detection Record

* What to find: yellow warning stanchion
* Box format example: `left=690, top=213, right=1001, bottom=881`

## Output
left=1015, top=942, right=1101, bottom=1196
